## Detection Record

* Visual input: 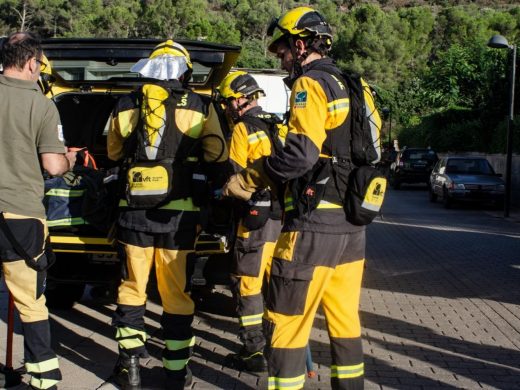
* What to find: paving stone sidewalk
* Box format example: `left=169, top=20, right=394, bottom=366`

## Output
left=1, top=190, right=519, bottom=389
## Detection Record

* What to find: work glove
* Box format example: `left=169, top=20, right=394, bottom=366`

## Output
left=222, top=173, right=256, bottom=201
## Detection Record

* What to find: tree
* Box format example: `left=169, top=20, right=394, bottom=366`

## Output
left=31, top=0, right=70, bottom=37
left=9, top=0, right=36, bottom=31
left=139, top=0, right=214, bottom=39
left=333, top=4, right=411, bottom=86
left=205, top=11, right=241, bottom=44
left=0, top=0, right=19, bottom=34
left=61, top=0, right=104, bottom=37
left=220, top=0, right=281, bottom=62
left=236, top=38, right=278, bottom=68
left=432, top=6, right=490, bottom=52
left=138, top=0, right=176, bottom=37
left=94, top=0, right=140, bottom=38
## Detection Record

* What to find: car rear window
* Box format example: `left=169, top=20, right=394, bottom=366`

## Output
left=445, top=159, right=494, bottom=174
left=402, top=149, right=437, bottom=161
left=52, top=60, right=211, bottom=83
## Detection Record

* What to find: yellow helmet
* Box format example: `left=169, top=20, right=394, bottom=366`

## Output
left=131, top=39, right=193, bottom=82
left=37, top=54, right=56, bottom=95
left=267, top=6, right=332, bottom=53
left=218, top=71, right=264, bottom=100
left=150, top=40, right=192, bottom=70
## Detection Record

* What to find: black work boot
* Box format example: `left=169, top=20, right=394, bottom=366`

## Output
left=111, top=355, right=141, bottom=390
left=164, top=366, right=192, bottom=389
left=225, top=350, right=267, bottom=373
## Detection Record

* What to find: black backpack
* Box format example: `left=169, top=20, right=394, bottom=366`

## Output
left=313, top=66, right=387, bottom=225
left=341, top=73, right=381, bottom=166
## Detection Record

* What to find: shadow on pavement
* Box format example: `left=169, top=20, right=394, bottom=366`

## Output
left=362, top=310, right=520, bottom=378
left=365, top=221, right=520, bottom=306
left=48, top=305, right=118, bottom=383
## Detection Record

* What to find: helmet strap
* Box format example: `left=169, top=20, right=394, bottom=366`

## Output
left=227, top=96, right=253, bottom=122
left=237, top=97, right=252, bottom=112
left=229, top=107, right=241, bottom=123
left=180, top=69, right=192, bottom=88
left=288, top=37, right=307, bottom=81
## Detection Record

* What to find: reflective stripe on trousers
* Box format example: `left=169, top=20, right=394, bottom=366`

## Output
left=234, top=219, right=280, bottom=354
left=265, top=230, right=365, bottom=389
left=27, top=356, right=60, bottom=389
left=163, top=336, right=195, bottom=372
left=268, top=374, right=306, bottom=389
left=0, top=214, right=62, bottom=389
left=115, top=326, right=147, bottom=352
left=114, top=233, right=195, bottom=361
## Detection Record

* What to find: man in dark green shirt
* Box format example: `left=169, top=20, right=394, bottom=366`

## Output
left=0, top=32, right=76, bottom=390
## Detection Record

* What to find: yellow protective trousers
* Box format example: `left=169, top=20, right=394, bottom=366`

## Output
left=113, top=227, right=196, bottom=381
left=264, top=229, right=366, bottom=390
left=232, top=218, right=282, bottom=354
left=0, top=212, right=61, bottom=389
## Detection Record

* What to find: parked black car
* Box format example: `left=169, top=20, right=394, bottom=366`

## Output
left=429, top=156, right=505, bottom=208
left=389, top=148, right=438, bottom=189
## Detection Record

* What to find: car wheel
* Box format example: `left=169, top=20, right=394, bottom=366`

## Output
left=45, top=282, right=86, bottom=310
left=442, top=187, right=452, bottom=209
left=429, top=187, right=437, bottom=203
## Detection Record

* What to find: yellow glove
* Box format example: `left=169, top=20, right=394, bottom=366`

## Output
left=222, top=174, right=255, bottom=201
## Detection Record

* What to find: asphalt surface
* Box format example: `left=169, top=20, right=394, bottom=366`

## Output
left=1, top=185, right=520, bottom=389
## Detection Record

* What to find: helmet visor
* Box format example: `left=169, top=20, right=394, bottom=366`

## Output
left=267, top=18, right=288, bottom=53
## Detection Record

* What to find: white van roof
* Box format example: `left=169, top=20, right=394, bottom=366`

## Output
left=231, top=68, right=291, bottom=118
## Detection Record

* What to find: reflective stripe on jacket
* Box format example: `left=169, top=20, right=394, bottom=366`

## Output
left=265, top=58, right=370, bottom=234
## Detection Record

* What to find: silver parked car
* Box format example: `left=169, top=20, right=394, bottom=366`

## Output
left=429, top=156, right=505, bottom=208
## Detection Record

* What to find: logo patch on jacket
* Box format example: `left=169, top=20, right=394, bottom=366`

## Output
left=294, top=91, right=307, bottom=108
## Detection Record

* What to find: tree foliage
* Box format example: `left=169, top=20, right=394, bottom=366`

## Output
left=1, top=0, right=519, bottom=153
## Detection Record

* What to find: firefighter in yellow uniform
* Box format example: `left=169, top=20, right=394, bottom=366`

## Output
left=218, top=71, right=284, bottom=372
left=107, top=40, right=229, bottom=390
left=37, top=54, right=56, bottom=96
left=233, top=7, right=382, bottom=389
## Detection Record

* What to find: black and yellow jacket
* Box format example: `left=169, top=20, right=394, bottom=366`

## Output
left=107, top=80, right=229, bottom=233
left=230, top=106, right=285, bottom=220
left=265, top=58, right=378, bottom=234
left=229, top=106, right=283, bottom=173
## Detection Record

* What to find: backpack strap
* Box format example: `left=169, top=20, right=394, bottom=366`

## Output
left=303, top=65, right=360, bottom=204
left=125, top=82, right=186, bottom=163
left=239, top=114, right=285, bottom=209
left=309, top=64, right=377, bottom=166
left=240, top=114, right=284, bottom=156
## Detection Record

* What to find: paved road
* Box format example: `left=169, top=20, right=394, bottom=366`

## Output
left=1, top=186, right=520, bottom=389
